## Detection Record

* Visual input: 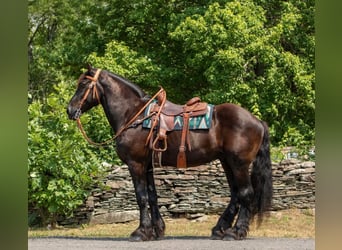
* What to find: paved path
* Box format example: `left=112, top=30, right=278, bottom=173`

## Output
left=29, top=236, right=314, bottom=250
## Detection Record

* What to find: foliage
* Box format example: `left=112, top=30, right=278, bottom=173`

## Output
left=28, top=0, right=104, bottom=100
left=168, top=1, right=314, bottom=144
left=28, top=0, right=314, bottom=146
left=87, top=41, right=161, bottom=93
left=28, top=81, right=117, bottom=226
left=28, top=0, right=315, bottom=224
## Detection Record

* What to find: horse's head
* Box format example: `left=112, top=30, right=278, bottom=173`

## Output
left=67, top=66, right=102, bottom=120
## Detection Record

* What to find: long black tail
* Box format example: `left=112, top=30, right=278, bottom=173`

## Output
left=251, top=121, right=273, bottom=224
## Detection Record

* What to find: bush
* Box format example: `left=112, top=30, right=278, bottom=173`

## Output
left=28, top=81, right=118, bottom=227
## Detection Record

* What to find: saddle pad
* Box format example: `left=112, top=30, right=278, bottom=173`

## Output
left=142, top=103, right=214, bottom=130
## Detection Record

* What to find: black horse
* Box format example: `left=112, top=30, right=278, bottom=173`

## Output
left=67, top=66, right=273, bottom=241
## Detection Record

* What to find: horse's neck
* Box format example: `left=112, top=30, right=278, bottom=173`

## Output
left=101, top=82, right=145, bottom=133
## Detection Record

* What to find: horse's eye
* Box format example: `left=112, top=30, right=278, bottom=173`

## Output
left=77, top=79, right=88, bottom=87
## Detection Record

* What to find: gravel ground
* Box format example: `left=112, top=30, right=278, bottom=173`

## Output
left=28, top=236, right=314, bottom=250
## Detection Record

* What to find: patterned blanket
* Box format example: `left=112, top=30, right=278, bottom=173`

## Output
left=142, top=103, right=214, bottom=130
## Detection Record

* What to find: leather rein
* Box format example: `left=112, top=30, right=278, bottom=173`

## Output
left=75, top=69, right=164, bottom=147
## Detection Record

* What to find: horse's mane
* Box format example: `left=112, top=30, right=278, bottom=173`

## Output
left=107, top=72, right=146, bottom=98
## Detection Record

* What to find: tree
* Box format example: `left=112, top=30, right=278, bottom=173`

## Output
left=28, top=0, right=106, bottom=101
left=168, top=1, right=314, bottom=145
left=29, top=0, right=315, bottom=145
left=87, top=40, right=161, bottom=93
left=28, top=0, right=315, bottom=225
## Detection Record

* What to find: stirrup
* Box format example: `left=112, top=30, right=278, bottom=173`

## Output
left=152, top=135, right=167, bottom=152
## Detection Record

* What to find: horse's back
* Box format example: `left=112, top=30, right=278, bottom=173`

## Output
left=215, top=103, right=262, bottom=126
left=214, top=103, right=264, bottom=160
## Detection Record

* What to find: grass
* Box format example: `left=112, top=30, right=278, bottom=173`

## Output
left=28, top=209, right=314, bottom=239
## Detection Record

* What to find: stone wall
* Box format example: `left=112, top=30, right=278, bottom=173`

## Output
left=58, top=159, right=315, bottom=226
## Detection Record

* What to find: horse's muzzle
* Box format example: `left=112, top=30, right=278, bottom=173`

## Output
left=67, top=106, right=82, bottom=120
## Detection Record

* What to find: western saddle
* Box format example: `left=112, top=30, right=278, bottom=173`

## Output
left=145, top=88, right=208, bottom=168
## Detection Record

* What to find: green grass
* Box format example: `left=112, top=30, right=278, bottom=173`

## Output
left=28, top=209, right=315, bottom=239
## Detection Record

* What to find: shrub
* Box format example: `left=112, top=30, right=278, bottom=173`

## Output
left=28, top=81, right=117, bottom=227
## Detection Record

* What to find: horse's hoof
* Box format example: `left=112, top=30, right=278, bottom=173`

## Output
left=129, top=234, right=156, bottom=242
left=210, top=235, right=223, bottom=240
left=222, top=228, right=237, bottom=241
left=222, top=234, right=236, bottom=241
left=153, top=223, right=165, bottom=240
left=130, top=229, right=152, bottom=241
left=236, top=228, right=248, bottom=240
left=222, top=227, right=247, bottom=240
left=153, top=232, right=164, bottom=241
left=210, top=229, right=224, bottom=240
left=129, top=235, right=144, bottom=242
left=153, top=235, right=163, bottom=241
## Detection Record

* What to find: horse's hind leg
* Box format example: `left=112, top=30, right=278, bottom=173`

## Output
left=146, top=163, right=165, bottom=239
left=211, top=161, right=240, bottom=240
left=223, top=160, right=254, bottom=240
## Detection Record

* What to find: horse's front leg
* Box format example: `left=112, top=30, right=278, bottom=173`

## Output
left=128, top=162, right=154, bottom=241
left=146, top=164, right=165, bottom=239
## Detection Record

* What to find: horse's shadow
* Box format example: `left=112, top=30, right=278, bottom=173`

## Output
left=39, top=235, right=255, bottom=241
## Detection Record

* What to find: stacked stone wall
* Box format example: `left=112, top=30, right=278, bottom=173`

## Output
left=58, top=159, right=315, bottom=225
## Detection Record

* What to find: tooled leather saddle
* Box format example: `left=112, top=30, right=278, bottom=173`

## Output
left=145, top=88, right=209, bottom=168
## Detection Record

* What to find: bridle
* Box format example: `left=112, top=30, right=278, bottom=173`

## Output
left=74, top=68, right=165, bottom=147
left=77, top=69, right=102, bottom=109
left=75, top=68, right=116, bottom=147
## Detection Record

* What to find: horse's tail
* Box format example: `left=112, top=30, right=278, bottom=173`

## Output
left=251, top=120, right=273, bottom=224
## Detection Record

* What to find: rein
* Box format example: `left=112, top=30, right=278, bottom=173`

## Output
left=75, top=71, right=165, bottom=147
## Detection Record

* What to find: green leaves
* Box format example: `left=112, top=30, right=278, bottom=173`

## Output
left=168, top=0, right=314, bottom=145
left=28, top=0, right=314, bottom=146
left=87, top=41, right=160, bottom=90
left=28, top=0, right=315, bottom=224
left=28, top=0, right=315, bottom=226
left=28, top=81, right=114, bottom=226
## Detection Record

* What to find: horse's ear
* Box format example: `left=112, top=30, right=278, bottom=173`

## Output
left=86, top=63, right=92, bottom=73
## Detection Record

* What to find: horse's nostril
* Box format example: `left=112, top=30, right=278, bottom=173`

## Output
left=67, top=106, right=78, bottom=120
left=67, top=106, right=72, bottom=117
left=66, top=106, right=82, bottom=120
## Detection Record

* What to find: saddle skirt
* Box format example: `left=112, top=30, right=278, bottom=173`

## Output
left=142, top=101, right=214, bottom=131
left=141, top=89, right=214, bottom=169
